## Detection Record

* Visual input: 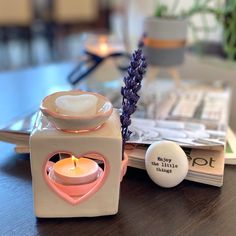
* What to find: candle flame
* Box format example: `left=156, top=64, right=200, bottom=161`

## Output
left=71, top=155, right=78, bottom=168
left=100, top=43, right=108, bottom=55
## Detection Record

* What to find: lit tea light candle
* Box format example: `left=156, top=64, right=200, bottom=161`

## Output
left=53, top=156, right=99, bottom=185
left=55, top=94, right=98, bottom=116
left=85, top=36, right=123, bottom=57
left=86, top=42, right=110, bottom=57
left=99, top=42, right=109, bottom=56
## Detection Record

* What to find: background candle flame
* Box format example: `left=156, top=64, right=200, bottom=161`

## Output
left=99, top=43, right=108, bottom=55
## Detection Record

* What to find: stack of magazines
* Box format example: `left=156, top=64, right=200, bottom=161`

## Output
left=0, top=80, right=235, bottom=187
left=124, top=81, right=235, bottom=187
left=126, top=145, right=225, bottom=187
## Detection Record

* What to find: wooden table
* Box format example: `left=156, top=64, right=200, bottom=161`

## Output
left=1, top=62, right=236, bottom=236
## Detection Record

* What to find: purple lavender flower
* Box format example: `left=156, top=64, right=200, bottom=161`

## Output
left=120, top=48, right=147, bottom=157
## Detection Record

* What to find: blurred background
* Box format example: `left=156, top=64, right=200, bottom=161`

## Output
left=0, top=0, right=235, bottom=71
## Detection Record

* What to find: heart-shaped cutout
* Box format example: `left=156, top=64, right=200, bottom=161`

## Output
left=55, top=94, right=98, bottom=116
left=43, top=152, right=109, bottom=205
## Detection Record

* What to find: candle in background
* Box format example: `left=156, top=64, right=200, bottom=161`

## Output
left=53, top=156, right=99, bottom=185
left=85, top=35, right=124, bottom=57
left=55, top=94, right=98, bottom=116
left=99, top=42, right=109, bottom=56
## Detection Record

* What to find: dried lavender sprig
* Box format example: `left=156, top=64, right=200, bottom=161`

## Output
left=120, top=48, right=147, bottom=157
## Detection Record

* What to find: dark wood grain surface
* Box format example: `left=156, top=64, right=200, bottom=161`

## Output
left=0, top=63, right=236, bottom=236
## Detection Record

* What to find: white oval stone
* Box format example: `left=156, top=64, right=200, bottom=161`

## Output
left=55, top=94, right=98, bottom=116
left=145, top=141, right=188, bottom=188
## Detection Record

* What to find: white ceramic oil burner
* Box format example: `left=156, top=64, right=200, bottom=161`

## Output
left=30, top=91, right=128, bottom=218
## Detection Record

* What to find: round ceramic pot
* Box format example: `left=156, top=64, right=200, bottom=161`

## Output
left=143, top=17, right=187, bottom=67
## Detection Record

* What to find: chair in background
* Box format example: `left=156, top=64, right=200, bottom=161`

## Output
left=0, top=0, right=112, bottom=69
left=0, top=0, right=33, bottom=69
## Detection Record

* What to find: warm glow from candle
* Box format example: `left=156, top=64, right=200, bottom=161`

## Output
left=99, top=43, right=108, bottom=55
left=71, top=155, right=78, bottom=169
left=53, top=157, right=99, bottom=185
left=85, top=35, right=124, bottom=58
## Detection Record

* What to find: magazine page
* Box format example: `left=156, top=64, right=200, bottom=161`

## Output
left=128, top=80, right=231, bottom=150
left=128, top=118, right=226, bottom=150
left=2, top=112, right=37, bottom=134
left=0, top=112, right=36, bottom=145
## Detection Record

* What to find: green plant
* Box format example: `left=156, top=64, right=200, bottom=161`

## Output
left=154, top=0, right=236, bottom=60
left=154, top=0, right=222, bottom=18
left=222, top=0, right=236, bottom=60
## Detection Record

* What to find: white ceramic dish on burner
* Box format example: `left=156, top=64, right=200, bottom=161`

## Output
left=40, top=91, right=113, bottom=132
